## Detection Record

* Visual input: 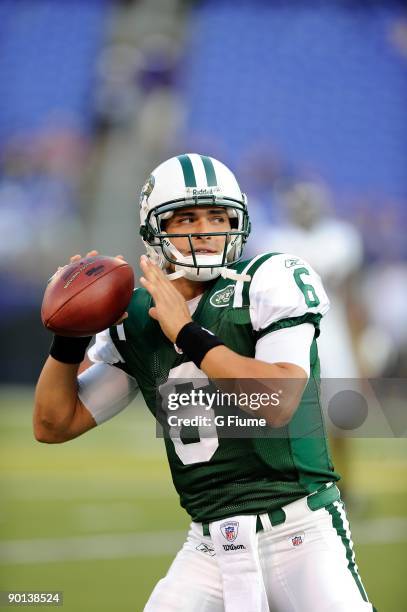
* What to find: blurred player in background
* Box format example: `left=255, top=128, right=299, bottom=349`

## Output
left=33, top=154, right=374, bottom=611
left=252, top=178, right=363, bottom=379
left=249, top=178, right=364, bottom=495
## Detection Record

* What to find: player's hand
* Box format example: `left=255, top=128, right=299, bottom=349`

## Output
left=139, top=255, right=192, bottom=343
left=61, top=250, right=128, bottom=325
left=68, top=250, right=125, bottom=264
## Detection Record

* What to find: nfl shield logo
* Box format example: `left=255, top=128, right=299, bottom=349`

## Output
left=291, top=532, right=305, bottom=547
left=220, top=521, right=239, bottom=542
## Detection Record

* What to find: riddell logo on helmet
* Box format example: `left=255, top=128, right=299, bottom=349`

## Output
left=188, top=187, right=221, bottom=196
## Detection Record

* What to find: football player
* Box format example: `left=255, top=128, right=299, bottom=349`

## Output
left=34, top=154, right=374, bottom=611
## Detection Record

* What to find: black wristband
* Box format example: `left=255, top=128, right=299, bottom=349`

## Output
left=49, top=335, right=92, bottom=364
left=175, top=322, right=224, bottom=368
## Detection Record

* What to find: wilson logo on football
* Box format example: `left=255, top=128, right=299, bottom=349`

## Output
left=220, top=521, right=239, bottom=542
left=63, top=261, right=94, bottom=288
left=85, top=265, right=105, bottom=277
left=210, top=285, right=235, bottom=308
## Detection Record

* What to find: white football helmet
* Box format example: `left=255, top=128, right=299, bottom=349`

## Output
left=139, top=153, right=251, bottom=281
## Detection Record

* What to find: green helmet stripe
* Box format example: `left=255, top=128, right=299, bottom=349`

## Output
left=200, top=155, right=217, bottom=186
left=177, top=154, right=197, bottom=187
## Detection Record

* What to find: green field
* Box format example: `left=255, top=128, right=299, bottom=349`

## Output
left=1, top=388, right=406, bottom=611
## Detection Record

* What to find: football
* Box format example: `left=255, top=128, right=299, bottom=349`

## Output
left=41, top=255, right=134, bottom=337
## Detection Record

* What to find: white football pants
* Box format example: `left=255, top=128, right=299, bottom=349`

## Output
left=144, top=497, right=374, bottom=612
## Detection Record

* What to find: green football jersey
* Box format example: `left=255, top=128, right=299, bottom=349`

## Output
left=103, top=253, right=339, bottom=523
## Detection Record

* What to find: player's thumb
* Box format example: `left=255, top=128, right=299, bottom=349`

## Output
left=148, top=306, right=158, bottom=320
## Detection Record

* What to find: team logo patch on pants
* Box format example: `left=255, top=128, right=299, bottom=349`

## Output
left=220, top=521, right=239, bottom=542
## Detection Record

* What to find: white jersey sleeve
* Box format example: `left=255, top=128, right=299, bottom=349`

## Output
left=255, top=323, right=315, bottom=376
left=78, top=363, right=139, bottom=425
left=78, top=327, right=139, bottom=425
left=243, top=253, right=330, bottom=337
left=88, top=327, right=125, bottom=364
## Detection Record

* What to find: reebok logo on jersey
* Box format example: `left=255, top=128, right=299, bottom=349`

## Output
left=285, top=258, right=302, bottom=268
left=290, top=532, right=305, bottom=547
left=196, top=543, right=216, bottom=557
left=210, top=285, right=235, bottom=307
left=222, top=543, right=246, bottom=551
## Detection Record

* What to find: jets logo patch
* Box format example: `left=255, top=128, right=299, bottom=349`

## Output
left=210, top=285, right=235, bottom=308
left=140, top=174, right=155, bottom=204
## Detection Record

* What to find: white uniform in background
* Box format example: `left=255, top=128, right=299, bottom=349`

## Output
left=253, top=218, right=363, bottom=379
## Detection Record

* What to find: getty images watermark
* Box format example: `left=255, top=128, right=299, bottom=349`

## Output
left=166, top=388, right=281, bottom=428
left=155, top=378, right=407, bottom=439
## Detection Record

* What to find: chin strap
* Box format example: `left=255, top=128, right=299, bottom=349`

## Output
left=220, top=267, right=251, bottom=282
left=166, top=267, right=251, bottom=283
